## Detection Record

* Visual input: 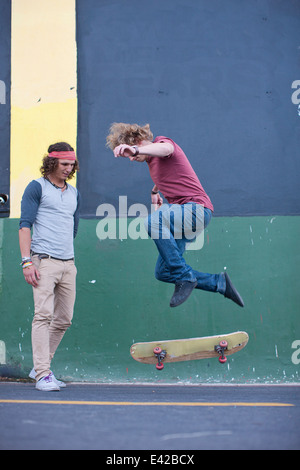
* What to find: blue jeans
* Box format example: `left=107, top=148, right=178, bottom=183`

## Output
left=144, top=203, right=225, bottom=293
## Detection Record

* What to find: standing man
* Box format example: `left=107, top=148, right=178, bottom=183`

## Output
left=19, top=142, right=80, bottom=391
left=107, top=122, right=244, bottom=309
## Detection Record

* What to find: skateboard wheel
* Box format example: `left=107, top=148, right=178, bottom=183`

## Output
left=153, top=347, right=162, bottom=355
left=219, top=340, right=228, bottom=348
left=156, top=363, right=164, bottom=371
left=219, top=356, right=227, bottom=364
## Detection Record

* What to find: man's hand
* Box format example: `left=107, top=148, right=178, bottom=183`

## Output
left=23, top=265, right=40, bottom=288
left=151, top=192, right=163, bottom=211
left=113, top=144, right=137, bottom=158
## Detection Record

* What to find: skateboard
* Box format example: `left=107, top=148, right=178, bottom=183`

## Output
left=130, top=331, right=249, bottom=370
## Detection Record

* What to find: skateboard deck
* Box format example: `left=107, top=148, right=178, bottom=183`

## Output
left=130, top=331, right=249, bottom=370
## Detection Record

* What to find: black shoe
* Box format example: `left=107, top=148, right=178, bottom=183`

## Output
left=224, top=272, right=244, bottom=307
left=170, top=280, right=197, bottom=308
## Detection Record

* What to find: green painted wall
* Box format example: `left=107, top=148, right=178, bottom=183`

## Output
left=0, top=216, right=299, bottom=383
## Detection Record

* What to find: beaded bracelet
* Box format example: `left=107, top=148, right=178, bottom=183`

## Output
left=21, top=260, right=33, bottom=269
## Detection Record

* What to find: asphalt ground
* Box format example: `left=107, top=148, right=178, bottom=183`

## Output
left=0, top=382, right=299, bottom=451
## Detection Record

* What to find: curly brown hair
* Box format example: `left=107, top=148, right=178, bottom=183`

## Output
left=106, top=123, right=153, bottom=150
left=40, top=142, right=79, bottom=180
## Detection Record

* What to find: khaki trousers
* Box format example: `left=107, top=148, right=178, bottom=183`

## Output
left=31, top=256, right=77, bottom=381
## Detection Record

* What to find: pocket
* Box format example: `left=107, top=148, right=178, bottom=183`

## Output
left=31, top=255, right=41, bottom=269
left=69, top=261, right=77, bottom=276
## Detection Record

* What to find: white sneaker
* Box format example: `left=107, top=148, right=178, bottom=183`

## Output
left=29, top=368, right=66, bottom=388
left=35, top=374, right=60, bottom=391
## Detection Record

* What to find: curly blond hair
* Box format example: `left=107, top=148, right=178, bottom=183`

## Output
left=106, top=123, right=153, bottom=150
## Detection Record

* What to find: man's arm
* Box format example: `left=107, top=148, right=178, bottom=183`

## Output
left=73, top=190, right=81, bottom=238
left=19, top=227, right=32, bottom=259
left=19, top=180, right=42, bottom=230
left=19, top=227, right=40, bottom=287
left=113, top=142, right=174, bottom=159
left=151, top=186, right=163, bottom=210
left=135, top=142, right=174, bottom=157
left=19, top=181, right=42, bottom=287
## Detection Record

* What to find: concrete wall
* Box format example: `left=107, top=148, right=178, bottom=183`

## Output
left=9, top=0, right=77, bottom=218
left=0, top=216, right=299, bottom=383
left=0, top=0, right=299, bottom=383
left=0, top=0, right=11, bottom=217
left=76, top=0, right=300, bottom=217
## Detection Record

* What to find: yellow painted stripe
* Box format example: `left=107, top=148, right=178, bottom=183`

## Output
left=0, top=400, right=294, bottom=407
left=10, top=0, right=77, bottom=218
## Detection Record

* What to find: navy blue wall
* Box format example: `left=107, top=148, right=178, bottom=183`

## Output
left=76, top=0, right=300, bottom=218
left=0, top=0, right=11, bottom=217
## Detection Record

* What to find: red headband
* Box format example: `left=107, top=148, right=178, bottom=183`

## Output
left=48, top=151, right=76, bottom=160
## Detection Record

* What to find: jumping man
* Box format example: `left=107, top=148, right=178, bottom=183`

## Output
left=107, top=123, right=244, bottom=309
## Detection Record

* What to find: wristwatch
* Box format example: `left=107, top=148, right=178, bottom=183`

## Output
left=132, top=145, right=139, bottom=156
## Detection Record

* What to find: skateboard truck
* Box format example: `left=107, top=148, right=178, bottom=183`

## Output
left=153, top=347, right=167, bottom=370
left=215, top=340, right=228, bottom=364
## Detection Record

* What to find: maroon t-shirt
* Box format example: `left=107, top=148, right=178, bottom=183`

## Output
left=147, top=136, right=214, bottom=211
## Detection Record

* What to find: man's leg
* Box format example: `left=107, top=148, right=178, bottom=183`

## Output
left=152, top=206, right=243, bottom=306
left=154, top=232, right=225, bottom=294
left=145, top=204, right=199, bottom=307
left=49, top=260, right=77, bottom=362
left=31, top=257, right=60, bottom=382
left=145, top=204, right=196, bottom=282
left=155, top=254, right=225, bottom=291
left=149, top=204, right=233, bottom=306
